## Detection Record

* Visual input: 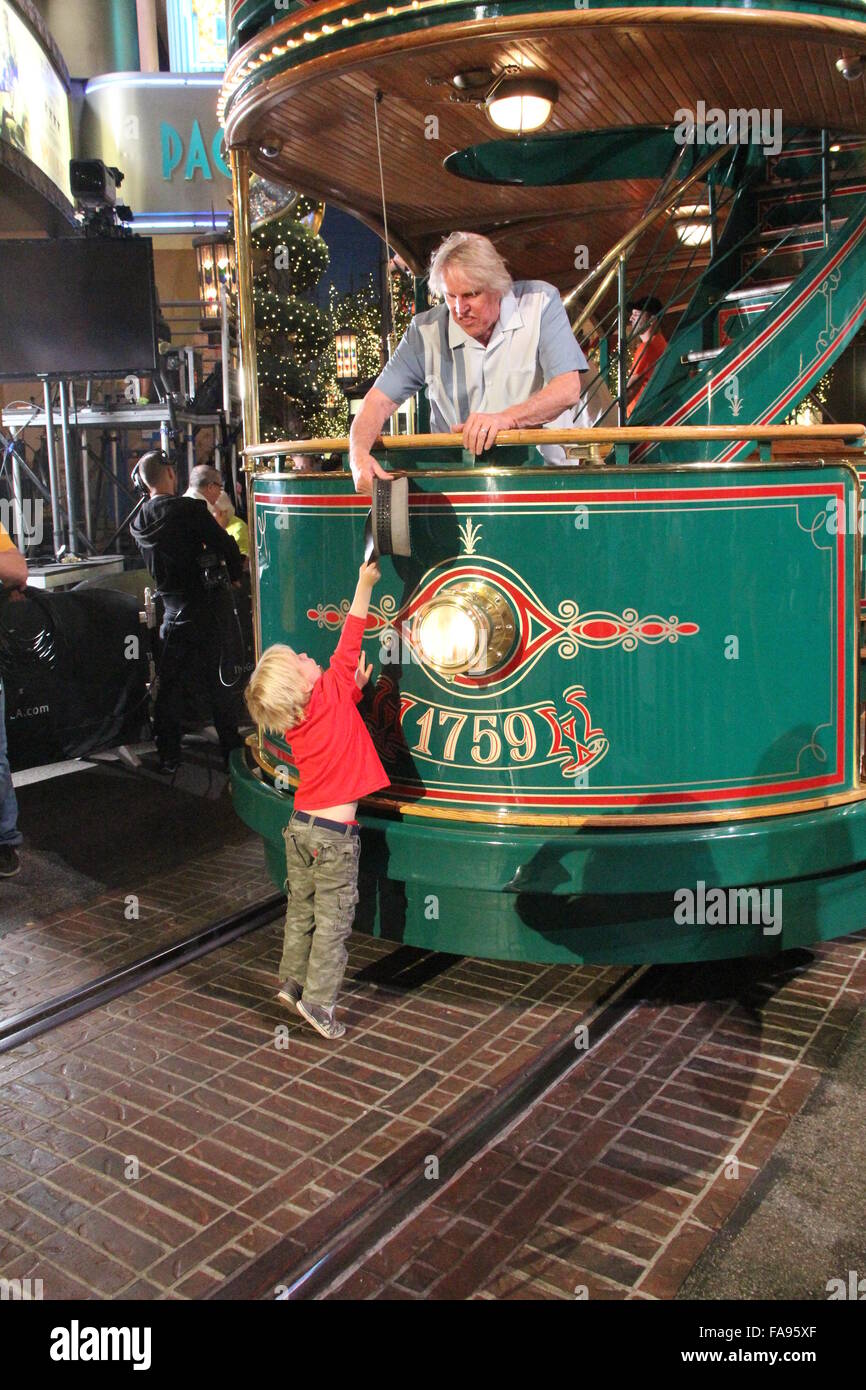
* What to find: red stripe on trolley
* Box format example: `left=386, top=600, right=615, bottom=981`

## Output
left=255, top=483, right=845, bottom=508
left=381, top=774, right=844, bottom=807
left=261, top=729, right=842, bottom=807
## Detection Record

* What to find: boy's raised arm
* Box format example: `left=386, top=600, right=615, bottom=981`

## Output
left=349, top=559, right=380, bottom=621
left=328, top=560, right=381, bottom=692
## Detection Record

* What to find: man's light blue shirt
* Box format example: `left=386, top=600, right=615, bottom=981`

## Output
left=374, top=279, right=587, bottom=458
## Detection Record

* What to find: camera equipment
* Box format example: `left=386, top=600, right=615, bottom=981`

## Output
left=69, top=159, right=134, bottom=238
left=198, top=550, right=231, bottom=593
left=70, top=159, right=122, bottom=208
left=151, top=364, right=180, bottom=442
left=157, top=347, right=201, bottom=407
left=158, top=350, right=182, bottom=398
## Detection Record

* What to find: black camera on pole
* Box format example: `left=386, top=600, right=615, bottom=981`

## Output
left=197, top=550, right=232, bottom=593
left=70, top=160, right=134, bottom=238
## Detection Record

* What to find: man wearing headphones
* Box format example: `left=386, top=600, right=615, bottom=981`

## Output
left=130, top=451, right=244, bottom=774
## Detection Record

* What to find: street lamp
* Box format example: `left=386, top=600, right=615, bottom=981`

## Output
left=193, top=231, right=236, bottom=329
left=334, top=330, right=359, bottom=380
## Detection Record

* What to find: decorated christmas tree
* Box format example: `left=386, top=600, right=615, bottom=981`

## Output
left=388, top=255, right=415, bottom=343
left=307, top=274, right=387, bottom=438
left=251, top=197, right=333, bottom=440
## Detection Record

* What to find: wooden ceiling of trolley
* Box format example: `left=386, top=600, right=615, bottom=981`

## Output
left=222, top=4, right=866, bottom=290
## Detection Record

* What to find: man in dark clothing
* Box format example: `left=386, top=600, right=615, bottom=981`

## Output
left=130, top=450, right=244, bottom=772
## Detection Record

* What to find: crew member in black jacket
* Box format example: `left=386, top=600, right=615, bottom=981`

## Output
left=131, top=450, right=244, bottom=773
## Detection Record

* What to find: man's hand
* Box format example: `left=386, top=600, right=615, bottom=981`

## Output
left=355, top=654, right=373, bottom=691
left=358, top=558, right=381, bottom=588
left=349, top=451, right=391, bottom=496
left=349, top=386, right=400, bottom=493
left=458, top=410, right=517, bottom=456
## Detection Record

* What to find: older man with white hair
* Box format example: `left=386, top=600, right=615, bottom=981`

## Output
left=349, top=232, right=587, bottom=492
left=185, top=463, right=224, bottom=509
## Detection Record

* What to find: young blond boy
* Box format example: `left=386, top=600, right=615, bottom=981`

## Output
left=245, top=559, right=388, bottom=1038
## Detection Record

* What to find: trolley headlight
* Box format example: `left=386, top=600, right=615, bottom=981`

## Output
left=412, top=581, right=516, bottom=677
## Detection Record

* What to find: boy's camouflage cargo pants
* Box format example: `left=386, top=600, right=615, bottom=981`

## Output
left=280, top=812, right=361, bottom=1010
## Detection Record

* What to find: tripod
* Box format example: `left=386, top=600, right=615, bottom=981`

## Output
left=100, top=491, right=148, bottom=555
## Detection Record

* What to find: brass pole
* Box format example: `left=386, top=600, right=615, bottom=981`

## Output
left=617, top=255, right=629, bottom=432
left=230, top=146, right=262, bottom=726
left=231, top=148, right=260, bottom=450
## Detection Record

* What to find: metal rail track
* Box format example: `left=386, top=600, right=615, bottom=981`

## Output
left=211, top=960, right=669, bottom=1302
left=0, top=892, right=286, bottom=1055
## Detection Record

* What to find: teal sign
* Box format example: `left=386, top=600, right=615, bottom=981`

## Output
left=160, top=119, right=230, bottom=181
left=80, top=74, right=231, bottom=227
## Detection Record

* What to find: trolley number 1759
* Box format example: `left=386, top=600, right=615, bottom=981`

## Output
left=410, top=710, right=537, bottom=765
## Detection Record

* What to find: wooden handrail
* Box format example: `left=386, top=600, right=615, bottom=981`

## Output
left=245, top=424, right=866, bottom=457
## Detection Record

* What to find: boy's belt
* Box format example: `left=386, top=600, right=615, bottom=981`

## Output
left=291, top=811, right=359, bottom=836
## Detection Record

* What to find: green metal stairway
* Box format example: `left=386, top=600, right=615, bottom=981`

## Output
left=628, top=135, right=866, bottom=463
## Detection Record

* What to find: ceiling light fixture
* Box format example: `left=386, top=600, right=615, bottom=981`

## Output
left=836, top=52, right=866, bottom=81
left=429, top=67, right=558, bottom=134
left=671, top=203, right=712, bottom=246
left=485, top=77, right=559, bottom=134
left=675, top=222, right=712, bottom=246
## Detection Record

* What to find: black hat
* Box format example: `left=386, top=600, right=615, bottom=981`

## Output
left=364, top=475, right=411, bottom=562
left=628, top=295, right=663, bottom=316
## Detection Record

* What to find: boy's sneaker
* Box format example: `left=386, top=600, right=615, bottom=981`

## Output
left=276, top=979, right=302, bottom=1010
left=297, top=998, right=345, bottom=1040
left=0, top=846, right=20, bottom=878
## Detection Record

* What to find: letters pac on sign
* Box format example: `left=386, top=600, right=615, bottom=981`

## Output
left=161, top=121, right=230, bottom=181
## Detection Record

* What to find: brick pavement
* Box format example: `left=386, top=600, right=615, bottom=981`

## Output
left=4, top=841, right=864, bottom=1304
left=321, top=935, right=866, bottom=1301
left=0, top=839, right=272, bottom=1019
left=0, top=919, right=624, bottom=1298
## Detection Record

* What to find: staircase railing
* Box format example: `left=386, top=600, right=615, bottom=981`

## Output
left=564, top=122, right=849, bottom=430
left=565, top=140, right=747, bottom=425
left=563, top=143, right=732, bottom=329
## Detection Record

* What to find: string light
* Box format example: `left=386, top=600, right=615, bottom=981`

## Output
left=306, top=275, right=389, bottom=437
left=220, top=0, right=466, bottom=124
left=252, top=198, right=336, bottom=437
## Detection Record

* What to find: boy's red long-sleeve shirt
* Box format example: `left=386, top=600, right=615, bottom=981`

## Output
left=286, top=613, right=389, bottom=812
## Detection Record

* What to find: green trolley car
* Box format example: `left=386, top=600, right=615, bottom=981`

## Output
left=222, top=0, right=866, bottom=963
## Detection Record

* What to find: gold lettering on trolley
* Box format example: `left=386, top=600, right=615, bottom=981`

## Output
left=396, top=685, right=609, bottom=779
left=471, top=715, right=501, bottom=765
left=412, top=706, right=435, bottom=756
left=439, top=710, right=467, bottom=760
left=503, top=712, right=537, bottom=762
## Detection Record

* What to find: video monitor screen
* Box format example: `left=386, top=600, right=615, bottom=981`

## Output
left=0, top=237, right=159, bottom=379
